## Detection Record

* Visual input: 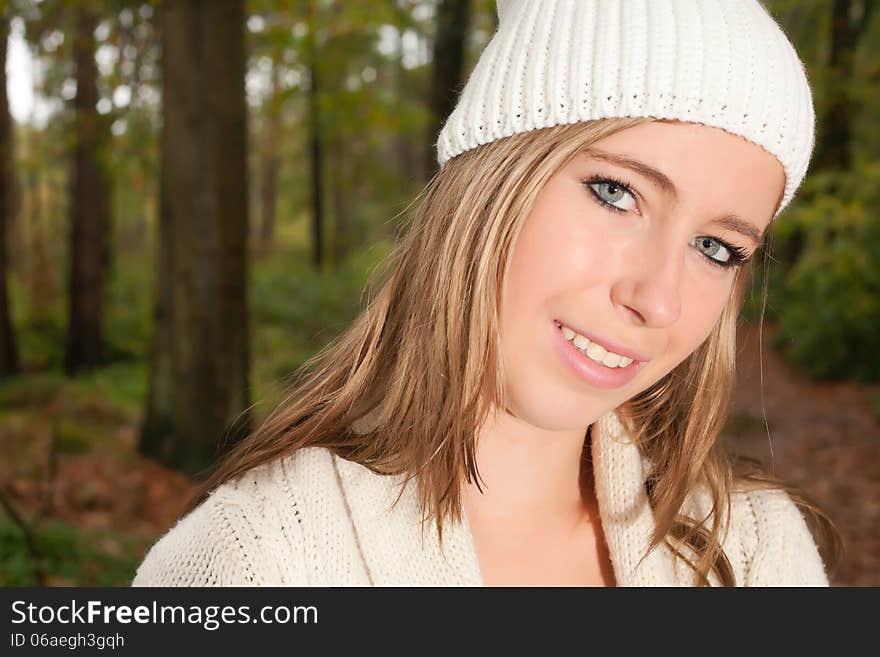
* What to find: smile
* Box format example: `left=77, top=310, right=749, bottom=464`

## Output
left=550, top=320, right=648, bottom=390
left=554, top=320, right=633, bottom=368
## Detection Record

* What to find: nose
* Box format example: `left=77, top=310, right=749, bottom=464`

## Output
left=610, top=240, right=683, bottom=328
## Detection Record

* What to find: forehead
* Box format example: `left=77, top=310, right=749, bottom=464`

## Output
left=579, top=120, right=786, bottom=229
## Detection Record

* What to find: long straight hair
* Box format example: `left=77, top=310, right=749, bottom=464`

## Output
left=193, top=118, right=841, bottom=585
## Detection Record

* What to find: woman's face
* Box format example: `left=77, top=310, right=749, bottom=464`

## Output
left=499, top=120, right=785, bottom=431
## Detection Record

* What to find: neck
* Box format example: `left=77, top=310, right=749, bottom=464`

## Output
left=461, top=408, right=597, bottom=527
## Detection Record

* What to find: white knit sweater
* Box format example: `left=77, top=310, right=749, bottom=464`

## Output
left=132, top=410, right=828, bottom=587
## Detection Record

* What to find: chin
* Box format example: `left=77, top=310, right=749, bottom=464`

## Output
left=502, top=383, right=607, bottom=433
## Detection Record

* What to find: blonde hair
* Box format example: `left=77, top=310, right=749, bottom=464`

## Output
left=193, top=118, right=842, bottom=585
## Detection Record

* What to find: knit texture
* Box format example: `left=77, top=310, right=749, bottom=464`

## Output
left=436, top=0, right=815, bottom=216
left=132, top=409, right=828, bottom=587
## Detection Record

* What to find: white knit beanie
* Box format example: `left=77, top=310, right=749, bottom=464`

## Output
left=436, top=0, right=816, bottom=216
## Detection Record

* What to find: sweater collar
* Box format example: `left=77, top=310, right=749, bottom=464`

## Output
left=332, top=409, right=680, bottom=586
left=590, top=409, right=680, bottom=585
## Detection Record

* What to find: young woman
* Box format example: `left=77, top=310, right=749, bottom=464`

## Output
left=133, top=0, right=840, bottom=586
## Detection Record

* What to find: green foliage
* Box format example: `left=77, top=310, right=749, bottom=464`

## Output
left=249, top=239, right=393, bottom=410
left=0, top=517, right=146, bottom=586
left=74, top=361, right=147, bottom=419
left=53, top=417, right=94, bottom=453
left=755, top=164, right=880, bottom=382
left=764, top=0, right=880, bottom=168
left=0, top=361, right=145, bottom=428
left=0, top=370, right=64, bottom=411
left=104, top=248, right=154, bottom=363
left=13, top=316, right=67, bottom=371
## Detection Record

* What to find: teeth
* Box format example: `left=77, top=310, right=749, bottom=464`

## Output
left=586, top=342, right=607, bottom=361
left=602, top=352, right=621, bottom=368
left=555, top=321, right=634, bottom=368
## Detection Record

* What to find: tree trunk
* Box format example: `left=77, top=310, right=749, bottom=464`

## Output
left=0, top=14, right=20, bottom=378
left=425, top=0, right=471, bottom=178
left=330, top=132, right=350, bottom=265
left=64, top=6, right=110, bottom=375
left=258, top=58, right=282, bottom=256
left=306, top=0, right=324, bottom=270
left=814, top=0, right=875, bottom=171
left=28, top=166, right=58, bottom=326
left=140, top=0, right=251, bottom=475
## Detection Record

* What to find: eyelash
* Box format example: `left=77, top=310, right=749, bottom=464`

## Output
left=581, top=175, right=751, bottom=270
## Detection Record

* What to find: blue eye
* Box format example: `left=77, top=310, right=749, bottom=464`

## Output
left=694, top=236, right=749, bottom=270
left=696, top=237, right=730, bottom=263
left=586, top=179, right=638, bottom=212
left=584, top=174, right=750, bottom=271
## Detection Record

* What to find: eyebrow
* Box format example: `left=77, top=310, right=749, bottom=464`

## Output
left=709, top=214, right=765, bottom=248
left=581, top=147, right=766, bottom=248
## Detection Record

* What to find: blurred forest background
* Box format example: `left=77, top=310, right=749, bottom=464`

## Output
left=0, top=0, right=877, bottom=586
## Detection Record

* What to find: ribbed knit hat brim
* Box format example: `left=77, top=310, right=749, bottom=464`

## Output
left=437, top=0, right=815, bottom=215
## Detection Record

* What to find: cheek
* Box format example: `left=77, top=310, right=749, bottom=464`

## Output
left=496, top=206, right=621, bottom=429
left=503, top=207, right=615, bottom=322
left=667, top=276, right=733, bottom=363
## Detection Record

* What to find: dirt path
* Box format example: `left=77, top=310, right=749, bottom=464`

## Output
left=727, top=321, right=880, bottom=586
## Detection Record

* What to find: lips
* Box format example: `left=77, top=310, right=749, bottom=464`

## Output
left=551, top=320, right=647, bottom=390
left=553, top=319, right=650, bottom=363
